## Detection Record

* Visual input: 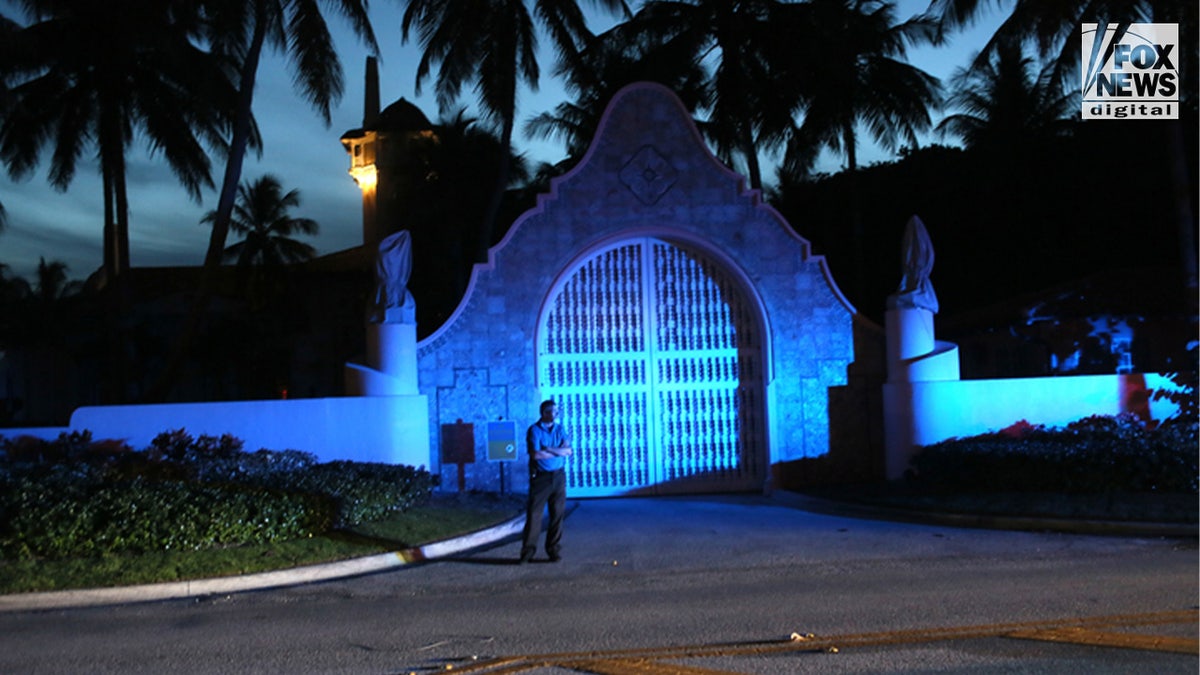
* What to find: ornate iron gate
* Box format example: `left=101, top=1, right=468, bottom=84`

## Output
left=538, top=238, right=764, bottom=496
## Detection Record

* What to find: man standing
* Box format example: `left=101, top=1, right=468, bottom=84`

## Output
left=520, top=400, right=572, bottom=563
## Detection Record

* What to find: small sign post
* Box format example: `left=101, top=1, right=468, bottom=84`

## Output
left=440, top=420, right=475, bottom=492
left=487, top=420, right=518, bottom=493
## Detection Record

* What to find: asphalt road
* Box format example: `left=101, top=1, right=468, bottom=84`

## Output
left=1, top=494, right=1195, bottom=674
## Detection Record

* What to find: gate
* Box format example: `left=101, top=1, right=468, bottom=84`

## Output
left=538, top=237, right=765, bottom=496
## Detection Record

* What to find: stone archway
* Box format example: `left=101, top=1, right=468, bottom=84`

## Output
left=418, top=83, right=865, bottom=496
left=537, top=236, right=766, bottom=496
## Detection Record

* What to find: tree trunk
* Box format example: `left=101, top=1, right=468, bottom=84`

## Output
left=115, top=150, right=130, bottom=277
left=204, top=25, right=265, bottom=271
left=100, top=161, right=122, bottom=405
left=100, top=104, right=119, bottom=285
left=99, top=107, right=132, bottom=402
left=142, top=19, right=266, bottom=403
left=843, top=123, right=865, bottom=307
left=102, top=159, right=117, bottom=284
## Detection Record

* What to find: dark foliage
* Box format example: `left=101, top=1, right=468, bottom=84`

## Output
left=909, top=413, right=1199, bottom=495
left=0, top=465, right=333, bottom=560
left=0, top=429, right=436, bottom=560
left=771, top=114, right=1198, bottom=322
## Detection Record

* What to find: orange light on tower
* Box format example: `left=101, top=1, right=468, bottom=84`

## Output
left=341, top=128, right=381, bottom=248
left=341, top=56, right=435, bottom=250
left=349, top=163, right=377, bottom=192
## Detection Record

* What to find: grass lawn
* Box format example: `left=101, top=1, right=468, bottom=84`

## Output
left=0, top=492, right=524, bottom=595
left=5, top=487, right=1193, bottom=597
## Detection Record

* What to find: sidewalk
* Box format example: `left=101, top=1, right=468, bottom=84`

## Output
left=1, top=491, right=1192, bottom=613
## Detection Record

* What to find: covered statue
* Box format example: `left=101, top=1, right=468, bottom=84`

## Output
left=886, top=215, right=939, bottom=314
left=371, top=230, right=416, bottom=323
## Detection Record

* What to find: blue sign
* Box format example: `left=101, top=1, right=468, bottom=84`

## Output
left=487, top=421, right=519, bottom=462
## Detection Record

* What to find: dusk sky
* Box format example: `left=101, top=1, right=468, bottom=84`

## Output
left=0, top=0, right=1004, bottom=283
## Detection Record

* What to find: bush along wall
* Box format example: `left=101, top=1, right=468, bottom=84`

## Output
left=909, top=414, right=1199, bottom=495
left=0, top=429, right=436, bottom=561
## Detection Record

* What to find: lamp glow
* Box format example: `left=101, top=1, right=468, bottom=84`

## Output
left=350, top=164, right=377, bottom=191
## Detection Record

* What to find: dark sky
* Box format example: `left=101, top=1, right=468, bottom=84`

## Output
left=0, top=0, right=1003, bottom=283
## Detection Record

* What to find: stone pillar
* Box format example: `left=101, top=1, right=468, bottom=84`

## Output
left=886, top=307, right=935, bottom=382
left=365, top=319, right=418, bottom=395
left=347, top=319, right=418, bottom=397
left=342, top=317, right=429, bottom=467
left=883, top=307, right=960, bottom=480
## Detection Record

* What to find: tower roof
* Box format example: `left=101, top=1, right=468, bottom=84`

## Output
left=376, top=98, right=433, bottom=132
left=340, top=97, right=434, bottom=144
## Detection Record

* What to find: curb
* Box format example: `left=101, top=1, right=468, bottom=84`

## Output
left=4, top=495, right=1192, bottom=613
left=0, top=513, right=527, bottom=614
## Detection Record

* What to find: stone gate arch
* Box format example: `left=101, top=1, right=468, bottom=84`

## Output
left=416, top=82, right=874, bottom=496
left=536, top=234, right=769, bottom=496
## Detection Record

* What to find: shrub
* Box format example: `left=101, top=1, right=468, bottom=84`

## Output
left=909, top=413, right=1198, bottom=494
left=0, top=430, right=115, bottom=464
left=149, top=429, right=318, bottom=485
left=149, top=429, right=246, bottom=464
left=148, top=431, right=436, bottom=526
left=0, top=429, right=436, bottom=560
left=280, top=461, right=437, bottom=527
left=0, top=460, right=335, bottom=560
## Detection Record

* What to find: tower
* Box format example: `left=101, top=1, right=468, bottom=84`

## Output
left=340, top=57, right=437, bottom=252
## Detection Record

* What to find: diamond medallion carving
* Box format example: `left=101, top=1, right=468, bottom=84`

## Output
left=619, top=145, right=677, bottom=205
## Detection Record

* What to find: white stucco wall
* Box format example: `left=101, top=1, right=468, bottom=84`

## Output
left=883, top=372, right=1181, bottom=479
left=1, top=397, right=431, bottom=468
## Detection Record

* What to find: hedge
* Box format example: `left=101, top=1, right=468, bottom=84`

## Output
left=0, top=429, right=436, bottom=560
left=909, top=414, right=1198, bottom=494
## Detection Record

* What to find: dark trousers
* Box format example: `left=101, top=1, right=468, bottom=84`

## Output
left=522, top=469, right=565, bottom=557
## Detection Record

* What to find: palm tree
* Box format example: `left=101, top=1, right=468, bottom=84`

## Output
left=930, top=0, right=1198, bottom=288
left=525, top=19, right=710, bottom=165
left=0, top=263, right=31, bottom=304
left=0, top=258, right=81, bottom=365
left=400, top=0, right=628, bottom=259
left=399, top=111, right=531, bottom=331
left=205, top=174, right=319, bottom=269
left=145, top=0, right=378, bottom=402
left=421, top=112, right=512, bottom=280
left=929, top=0, right=1196, bottom=93
left=0, top=0, right=233, bottom=282
left=776, top=0, right=939, bottom=303
left=615, top=0, right=792, bottom=191
left=782, top=0, right=940, bottom=175
left=31, top=257, right=83, bottom=303
left=2, top=0, right=237, bottom=404
left=194, top=0, right=377, bottom=276
left=201, top=174, right=318, bottom=398
left=0, top=11, right=14, bottom=233
left=936, top=41, right=1077, bottom=151
left=201, top=174, right=318, bottom=316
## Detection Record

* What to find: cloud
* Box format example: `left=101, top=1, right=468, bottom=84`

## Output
left=0, top=219, right=103, bottom=282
